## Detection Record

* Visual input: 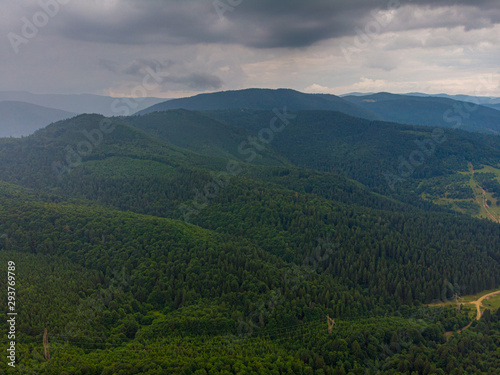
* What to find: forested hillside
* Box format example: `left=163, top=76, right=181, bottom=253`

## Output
left=136, top=88, right=379, bottom=121
left=1, top=110, right=499, bottom=374
left=206, top=109, right=500, bottom=212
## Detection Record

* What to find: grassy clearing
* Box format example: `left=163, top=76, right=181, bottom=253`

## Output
left=458, top=288, right=500, bottom=303
left=481, top=294, right=500, bottom=311
left=422, top=164, right=500, bottom=222
left=474, top=164, right=500, bottom=177
left=467, top=170, right=500, bottom=221
left=427, top=288, right=500, bottom=312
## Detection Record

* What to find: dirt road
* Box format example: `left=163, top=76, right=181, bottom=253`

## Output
left=441, top=289, right=500, bottom=337
left=467, top=290, right=500, bottom=320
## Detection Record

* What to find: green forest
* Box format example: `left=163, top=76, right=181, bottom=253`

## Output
left=1, top=110, right=500, bottom=374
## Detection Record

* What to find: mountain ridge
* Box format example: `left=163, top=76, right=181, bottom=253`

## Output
left=343, top=92, right=500, bottom=134
left=135, top=88, right=381, bottom=120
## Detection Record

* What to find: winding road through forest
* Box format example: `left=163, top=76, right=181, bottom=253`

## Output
left=442, top=289, right=500, bottom=338
left=466, top=290, right=500, bottom=321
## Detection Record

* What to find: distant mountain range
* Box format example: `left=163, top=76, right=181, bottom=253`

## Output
left=0, top=91, right=165, bottom=117
left=0, top=91, right=166, bottom=137
left=0, top=101, right=76, bottom=137
left=342, top=91, right=500, bottom=108
left=137, top=88, right=500, bottom=135
left=405, top=92, right=500, bottom=108
left=342, top=92, right=500, bottom=134
left=488, top=103, right=500, bottom=111
left=2, top=88, right=500, bottom=138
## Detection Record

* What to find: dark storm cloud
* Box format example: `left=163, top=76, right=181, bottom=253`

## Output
left=97, top=58, right=223, bottom=90
left=99, top=58, right=174, bottom=76
left=2, top=0, right=499, bottom=96
left=56, top=0, right=500, bottom=49
left=161, top=72, right=224, bottom=90
left=98, top=59, right=121, bottom=74
left=121, top=59, right=171, bottom=76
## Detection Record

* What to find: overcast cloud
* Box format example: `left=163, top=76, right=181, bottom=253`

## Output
left=1, top=0, right=499, bottom=97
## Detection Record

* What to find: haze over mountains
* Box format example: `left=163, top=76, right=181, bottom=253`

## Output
left=343, top=92, right=500, bottom=109
left=0, top=91, right=166, bottom=137
left=342, top=93, right=500, bottom=134
left=0, top=101, right=76, bottom=137
left=410, top=93, right=500, bottom=112
left=0, top=91, right=165, bottom=116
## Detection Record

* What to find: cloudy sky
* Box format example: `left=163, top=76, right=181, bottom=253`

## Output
left=1, top=0, right=500, bottom=98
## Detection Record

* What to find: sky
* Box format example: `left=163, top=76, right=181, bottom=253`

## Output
left=1, top=0, right=500, bottom=98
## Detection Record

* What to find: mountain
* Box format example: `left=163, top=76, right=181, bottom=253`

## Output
left=139, top=88, right=500, bottom=135
left=406, top=92, right=500, bottom=107
left=1, top=109, right=500, bottom=373
left=129, top=107, right=500, bottom=221
left=135, top=88, right=379, bottom=120
left=340, top=91, right=376, bottom=96
left=0, top=113, right=408, bottom=216
left=487, top=103, right=500, bottom=111
left=206, top=109, right=500, bottom=201
left=0, top=101, right=76, bottom=137
left=343, top=92, right=500, bottom=134
left=3, top=108, right=500, bottom=221
left=0, top=91, right=165, bottom=117
left=124, top=109, right=288, bottom=165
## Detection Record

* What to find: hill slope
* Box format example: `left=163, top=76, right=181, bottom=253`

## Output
left=206, top=108, right=500, bottom=219
left=406, top=92, right=500, bottom=108
left=125, top=109, right=288, bottom=165
left=3, top=179, right=499, bottom=373
left=1, top=110, right=500, bottom=373
left=136, top=88, right=379, bottom=120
